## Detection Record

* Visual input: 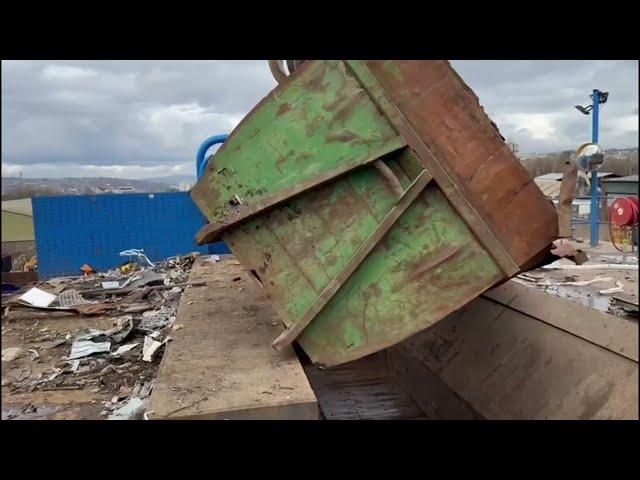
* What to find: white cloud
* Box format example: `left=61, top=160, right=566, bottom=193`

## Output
left=139, top=103, right=242, bottom=152
left=41, top=64, right=98, bottom=81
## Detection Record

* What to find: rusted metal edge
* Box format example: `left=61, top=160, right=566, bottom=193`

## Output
left=374, top=159, right=405, bottom=196
left=483, top=280, right=638, bottom=362
left=272, top=168, right=434, bottom=350
left=195, top=136, right=408, bottom=245
left=558, top=158, right=578, bottom=238
left=344, top=60, right=520, bottom=277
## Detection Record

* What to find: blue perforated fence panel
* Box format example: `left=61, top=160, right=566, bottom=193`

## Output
left=33, top=192, right=230, bottom=279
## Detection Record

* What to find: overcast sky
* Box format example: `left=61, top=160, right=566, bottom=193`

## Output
left=2, top=60, right=638, bottom=179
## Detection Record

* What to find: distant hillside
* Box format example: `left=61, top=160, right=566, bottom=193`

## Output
left=139, top=175, right=195, bottom=186
left=1, top=176, right=175, bottom=200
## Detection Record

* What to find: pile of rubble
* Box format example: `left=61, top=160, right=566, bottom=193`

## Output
left=1, top=251, right=216, bottom=419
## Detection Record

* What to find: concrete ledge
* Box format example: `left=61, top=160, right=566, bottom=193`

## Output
left=148, top=257, right=319, bottom=420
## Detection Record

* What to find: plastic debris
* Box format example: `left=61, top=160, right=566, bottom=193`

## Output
left=119, top=249, right=154, bottom=268
left=19, top=287, right=57, bottom=308
left=101, top=281, right=120, bottom=289
left=599, top=281, right=625, bottom=295
left=80, top=264, right=97, bottom=275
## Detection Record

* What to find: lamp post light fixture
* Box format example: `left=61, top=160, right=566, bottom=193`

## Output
left=574, top=89, right=609, bottom=247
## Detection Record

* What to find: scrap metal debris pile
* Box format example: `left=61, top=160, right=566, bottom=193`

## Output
left=1, top=251, right=211, bottom=419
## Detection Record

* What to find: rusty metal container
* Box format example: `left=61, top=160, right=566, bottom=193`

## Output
left=191, top=60, right=558, bottom=367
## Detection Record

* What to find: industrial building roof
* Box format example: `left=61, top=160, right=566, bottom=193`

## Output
left=535, top=172, right=616, bottom=182
left=1, top=198, right=33, bottom=217
left=602, top=174, right=638, bottom=183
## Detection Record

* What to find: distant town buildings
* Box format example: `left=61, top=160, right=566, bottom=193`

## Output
left=96, top=185, right=136, bottom=194
left=178, top=181, right=195, bottom=192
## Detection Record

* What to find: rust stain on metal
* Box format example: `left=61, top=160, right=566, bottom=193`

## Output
left=325, top=130, right=360, bottom=143
left=277, top=103, right=292, bottom=116
left=410, top=245, right=464, bottom=281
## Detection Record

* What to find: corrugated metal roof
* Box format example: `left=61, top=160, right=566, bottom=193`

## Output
left=1, top=198, right=33, bottom=217
left=535, top=171, right=616, bottom=182
left=535, top=180, right=561, bottom=198
left=602, top=174, right=638, bottom=183
left=535, top=173, right=564, bottom=181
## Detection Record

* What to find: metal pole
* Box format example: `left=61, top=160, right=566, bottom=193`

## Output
left=590, top=89, right=600, bottom=247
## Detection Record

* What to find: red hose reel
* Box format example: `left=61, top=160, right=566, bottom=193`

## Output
left=609, top=196, right=639, bottom=252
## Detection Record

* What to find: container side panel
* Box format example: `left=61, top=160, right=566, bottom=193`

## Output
left=299, top=185, right=503, bottom=366
left=365, top=60, right=558, bottom=267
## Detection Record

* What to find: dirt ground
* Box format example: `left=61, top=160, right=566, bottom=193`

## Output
left=2, top=242, right=636, bottom=420
left=1, top=312, right=162, bottom=419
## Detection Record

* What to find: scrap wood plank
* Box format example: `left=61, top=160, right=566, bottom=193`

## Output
left=147, top=257, right=319, bottom=420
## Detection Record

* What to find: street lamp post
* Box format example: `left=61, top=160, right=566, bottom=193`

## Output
left=575, top=89, right=608, bottom=248
left=590, top=90, right=600, bottom=247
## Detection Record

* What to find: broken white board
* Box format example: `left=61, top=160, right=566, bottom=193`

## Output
left=19, top=287, right=57, bottom=308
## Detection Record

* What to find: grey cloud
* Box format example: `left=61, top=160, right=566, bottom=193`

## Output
left=2, top=60, right=638, bottom=179
left=451, top=60, right=638, bottom=153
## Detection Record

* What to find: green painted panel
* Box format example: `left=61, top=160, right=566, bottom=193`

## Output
left=225, top=151, right=410, bottom=324
left=298, top=185, right=503, bottom=366
left=193, top=60, right=399, bottom=225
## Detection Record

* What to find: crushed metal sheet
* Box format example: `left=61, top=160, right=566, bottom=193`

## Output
left=68, top=340, right=111, bottom=360
left=138, top=306, right=174, bottom=331
left=75, top=329, right=107, bottom=341
left=129, top=270, right=165, bottom=288
left=57, top=288, right=95, bottom=308
left=111, top=343, right=139, bottom=357
left=142, top=336, right=164, bottom=362
left=19, top=287, right=57, bottom=308
left=107, top=396, right=147, bottom=420
left=106, top=316, right=134, bottom=343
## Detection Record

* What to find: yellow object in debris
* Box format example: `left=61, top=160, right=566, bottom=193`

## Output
left=23, top=256, right=37, bottom=272
left=120, top=261, right=139, bottom=273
